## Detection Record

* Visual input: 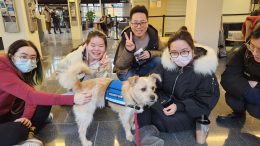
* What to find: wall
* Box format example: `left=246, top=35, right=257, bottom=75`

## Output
left=148, top=0, right=167, bottom=35
left=164, top=0, right=186, bottom=34
left=222, top=0, right=251, bottom=23
left=185, top=0, right=196, bottom=38
left=186, top=0, right=223, bottom=49
left=0, top=0, right=41, bottom=54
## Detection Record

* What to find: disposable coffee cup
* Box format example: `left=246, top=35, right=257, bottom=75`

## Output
left=195, top=115, right=210, bottom=144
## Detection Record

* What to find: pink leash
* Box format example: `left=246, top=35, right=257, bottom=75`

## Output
left=134, top=112, right=140, bottom=146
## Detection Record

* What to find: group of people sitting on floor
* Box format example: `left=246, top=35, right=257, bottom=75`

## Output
left=0, top=5, right=259, bottom=146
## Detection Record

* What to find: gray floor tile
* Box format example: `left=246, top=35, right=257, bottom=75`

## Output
left=94, top=121, right=134, bottom=146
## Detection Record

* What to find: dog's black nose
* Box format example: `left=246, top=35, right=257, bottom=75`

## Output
left=150, top=95, right=155, bottom=100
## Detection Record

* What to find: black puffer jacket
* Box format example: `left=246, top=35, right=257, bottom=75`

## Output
left=153, top=45, right=220, bottom=118
left=113, top=25, right=163, bottom=73
left=221, top=44, right=260, bottom=99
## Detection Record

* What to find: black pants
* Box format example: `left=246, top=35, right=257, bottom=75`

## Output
left=53, top=22, right=62, bottom=33
left=138, top=102, right=194, bottom=133
left=0, top=105, right=51, bottom=146
left=225, top=93, right=260, bottom=119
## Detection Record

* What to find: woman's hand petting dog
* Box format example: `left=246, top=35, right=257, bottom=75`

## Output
left=163, top=103, right=177, bottom=116
left=14, top=117, right=32, bottom=128
left=74, top=92, right=92, bottom=105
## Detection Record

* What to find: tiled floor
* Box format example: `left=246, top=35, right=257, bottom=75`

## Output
left=36, top=29, right=260, bottom=146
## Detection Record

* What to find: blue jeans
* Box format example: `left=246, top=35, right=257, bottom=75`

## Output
left=117, top=57, right=161, bottom=81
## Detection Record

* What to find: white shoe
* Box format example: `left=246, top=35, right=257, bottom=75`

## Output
left=14, top=138, right=43, bottom=146
left=45, top=113, right=53, bottom=124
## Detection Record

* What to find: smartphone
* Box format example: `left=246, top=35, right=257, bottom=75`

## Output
left=134, top=48, right=144, bottom=62
left=160, top=98, right=174, bottom=108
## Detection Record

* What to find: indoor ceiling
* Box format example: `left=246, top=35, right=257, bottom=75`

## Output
left=37, top=0, right=129, bottom=4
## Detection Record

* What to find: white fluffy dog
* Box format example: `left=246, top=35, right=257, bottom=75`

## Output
left=58, top=62, right=161, bottom=146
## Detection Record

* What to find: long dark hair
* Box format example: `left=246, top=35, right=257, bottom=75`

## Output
left=7, top=40, right=43, bottom=86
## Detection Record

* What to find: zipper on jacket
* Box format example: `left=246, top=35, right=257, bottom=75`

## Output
left=211, top=77, right=215, bottom=94
left=170, top=67, right=184, bottom=97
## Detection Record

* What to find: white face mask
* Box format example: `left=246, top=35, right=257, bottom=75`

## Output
left=171, top=53, right=192, bottom=67
left=14, top=59, right=37, bottom=73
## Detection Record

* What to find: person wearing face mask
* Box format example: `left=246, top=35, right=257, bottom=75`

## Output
left=113, top=5, right=163, bottom=81
left=217, top=26, right=260, bottom=122
left=0, top=40, right=92, bottom=146
left=56, top=30, right=111, bottom=87
left=137, top=30, right=220, bottom=133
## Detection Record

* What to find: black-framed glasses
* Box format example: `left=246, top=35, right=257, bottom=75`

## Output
left=131, top=21, right=147, bottom=27
left=170, top=51, right=190, bottom=58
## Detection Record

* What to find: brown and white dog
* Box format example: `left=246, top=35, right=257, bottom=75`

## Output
left=58, top=62, right=161, bottom=146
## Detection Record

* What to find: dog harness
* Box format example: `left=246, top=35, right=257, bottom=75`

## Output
left=105, top=80, right=141, bottom=110
left=105, top=80, right=125, bottom=105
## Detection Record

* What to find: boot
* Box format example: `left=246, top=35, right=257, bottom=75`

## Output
left=134, top=125, right=164, bottom=146
left=141, top=136, right=164, bottom=146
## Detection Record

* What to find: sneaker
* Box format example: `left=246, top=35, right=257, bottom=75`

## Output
left=45, top=113, right=53, bottom=124
left=139, top=125, right=160, bottom=137
left=14, top=138, right=43, bottom=146
left=140, top=136, right=164, bottom=146
left=216, top=112, right=245, bottom=123
left=134, top=125, right=160, bottom=144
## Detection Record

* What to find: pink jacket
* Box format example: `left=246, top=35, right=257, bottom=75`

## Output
left=0, top=55, right=74, bottom=119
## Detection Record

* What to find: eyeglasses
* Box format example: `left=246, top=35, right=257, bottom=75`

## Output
left=131, top=21, right=147, bottom=27
left=14, top=55, right=39, bottom=63
left=170, top=51, right=190, bottom=58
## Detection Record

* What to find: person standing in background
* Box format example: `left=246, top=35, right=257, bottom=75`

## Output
left=43, top=5, right=51, bottom=34
left=63, top=7, right=70, bottom=33
left=51, top=9, right=63, bottom=34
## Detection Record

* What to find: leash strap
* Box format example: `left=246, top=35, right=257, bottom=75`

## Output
left=134, top=112, right=140, bottom=146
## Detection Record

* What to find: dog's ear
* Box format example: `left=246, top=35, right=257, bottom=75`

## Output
left=128, top=76, right=139, bottom=86
left=149, top=73, right=162, bottom=83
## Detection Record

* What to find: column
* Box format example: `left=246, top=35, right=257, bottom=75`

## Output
left=68, top=0, right=83, bottom=40
left=185, top=0, right=223, bottom=50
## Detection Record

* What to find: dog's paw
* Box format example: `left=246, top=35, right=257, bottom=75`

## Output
left=126, top=134, right=134, bottom=142
left=82, top=140, right=92, bottom=146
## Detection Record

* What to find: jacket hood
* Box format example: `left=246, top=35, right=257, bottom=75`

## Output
left=161, top=44, right=218, bottom=75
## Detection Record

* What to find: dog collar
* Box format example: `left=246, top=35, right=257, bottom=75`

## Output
left=126, top=105, right=141, bottom=110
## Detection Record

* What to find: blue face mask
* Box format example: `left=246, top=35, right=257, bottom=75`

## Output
left=14, top=59, right=37, bottom=73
